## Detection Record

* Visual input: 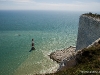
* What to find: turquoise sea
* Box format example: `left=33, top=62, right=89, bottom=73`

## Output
left=0, top=10, right=82, bottom=75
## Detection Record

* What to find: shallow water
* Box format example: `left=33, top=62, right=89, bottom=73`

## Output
left=0, top=10, right=81, bottom=75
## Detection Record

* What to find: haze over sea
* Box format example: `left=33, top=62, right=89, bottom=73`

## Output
left=0, top=10, right=81, bottom=75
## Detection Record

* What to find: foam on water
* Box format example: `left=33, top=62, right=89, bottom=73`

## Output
left=13, top=31, right=77, bottom=75
left=14, top=50, right=59, bottom=75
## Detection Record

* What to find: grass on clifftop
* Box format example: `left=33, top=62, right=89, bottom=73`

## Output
left=83, top=12, right=100, bottom=19
left=41, top=46, right=100, bottom=75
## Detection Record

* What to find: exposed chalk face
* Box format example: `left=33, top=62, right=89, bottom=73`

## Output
left=76, top=15, right=100, bottom=50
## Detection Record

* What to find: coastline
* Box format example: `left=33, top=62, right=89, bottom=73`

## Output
left=49, top=38, right=100, bottom=73
left=47, top=13, right=100, bottom=74
left=47, top=38, right=100, bottom=75
left=49, top=46, right=77, bottom=71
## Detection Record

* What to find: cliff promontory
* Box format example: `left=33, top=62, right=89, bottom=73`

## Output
left=46, top=13, right=100, bottom=75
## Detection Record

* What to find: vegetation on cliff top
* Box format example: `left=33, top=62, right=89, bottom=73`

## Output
left=83, top=12, right=100, bottom=19
left=37, top=45, right=100, bottom=75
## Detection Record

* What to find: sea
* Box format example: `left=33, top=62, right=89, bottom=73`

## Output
left=0, top=10, right=82, bottom=75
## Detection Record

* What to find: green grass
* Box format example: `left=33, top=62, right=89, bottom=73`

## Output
left=83, top=12, right=100, bottom=19
left=40, top=46, right=100, bottom=75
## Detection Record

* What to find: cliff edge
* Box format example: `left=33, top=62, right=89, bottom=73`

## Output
left=76, top=13, right=100, bottom=50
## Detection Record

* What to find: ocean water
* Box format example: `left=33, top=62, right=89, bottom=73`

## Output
left=0, top=10, right=81, bottom=75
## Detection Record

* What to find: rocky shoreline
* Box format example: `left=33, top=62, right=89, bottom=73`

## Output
left=49, top=38, right=100, bottom=71
left=49, top=46, right=77, bottom=71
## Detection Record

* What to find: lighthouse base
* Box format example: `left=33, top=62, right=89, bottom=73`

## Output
left=29, top=47, right=35, bottom=52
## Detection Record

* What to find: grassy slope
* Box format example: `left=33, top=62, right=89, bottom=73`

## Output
left=43, top=46, right=100, bottom=75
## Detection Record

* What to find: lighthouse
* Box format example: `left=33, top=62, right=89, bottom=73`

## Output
left=29, top=39, right=35, bottom=52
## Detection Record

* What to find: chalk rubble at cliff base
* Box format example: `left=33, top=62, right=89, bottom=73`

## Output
left=49, top=46, right=77, bottom=71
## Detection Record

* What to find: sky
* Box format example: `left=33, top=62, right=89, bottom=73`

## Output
left=0, top=0, right=100, bottom=12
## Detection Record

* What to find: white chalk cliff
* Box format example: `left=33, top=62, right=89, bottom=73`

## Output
left=76, top=14, right=100, bottom=50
